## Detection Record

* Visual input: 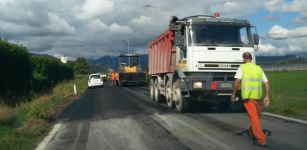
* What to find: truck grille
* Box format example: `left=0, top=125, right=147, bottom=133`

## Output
left=197, top=62, right=242, bottom=71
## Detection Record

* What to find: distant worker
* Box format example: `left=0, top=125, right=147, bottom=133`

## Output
left=115, top=71, right=120, bottom=86
left=232, top=52, right=270, bottom=147
left=111, top=71, right=116, bottom=86
left=100, top=73, right=104, bottom=81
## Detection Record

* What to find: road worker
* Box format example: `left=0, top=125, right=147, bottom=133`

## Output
left=115, top=71, right=120, bottom=86
left=111, top=71, right=116, bottom=86
left=232, top=52, right=270, bottom=147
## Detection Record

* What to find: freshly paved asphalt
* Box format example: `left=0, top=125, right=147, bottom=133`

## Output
left=42, top=82, right=307, bottom=150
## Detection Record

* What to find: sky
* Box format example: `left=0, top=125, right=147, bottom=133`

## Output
left=0, top=0, right=307, bottom=59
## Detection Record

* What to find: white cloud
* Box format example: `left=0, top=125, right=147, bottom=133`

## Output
left=40, top=47, right=117, bottom=59
left=288, top=44, right=303, bottom=52
left=281, top=0, right=307, bottom=23
left=268, top=25, right=289, bottom=39
left=281, top=0, right=307, bottom=12
left=265, top=0, right=284, bottom=12
left=268, top=25, right=307, bottom=39
left=46, top=13, right=75, bottom=34
left=257, top=40, right=306, bottom=56
left=130, top=16, right=152, bottom=26
left=265, top=0, right=307, bottom=23
left=109, top=23, right=132, bottom=33
left=77, top=0, right=114, bottom=20
left=0, top=13, right=75, bottom=37
left=223, top=1, right=239, bottom=13
left=257, top=36, right=307, bottom=56
left=83, top=20, right=132, bottom=34
left=258, top=41, right=285, bottom=56
left=214, top=0, right=265, bottom=17
left=84, top=19, right=109, bottom=33
left=0, top=21, right=39, bottom=36
left=259, top=42, right=277, bottom=52
left=1, top=0, right=307, bottom=58
left=262, top=23, right=307, bottom=56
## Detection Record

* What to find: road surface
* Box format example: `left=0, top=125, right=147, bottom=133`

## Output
left=41, top=82, right=307, bottom=150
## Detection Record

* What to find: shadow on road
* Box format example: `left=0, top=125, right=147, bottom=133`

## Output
left=187, top=101, right=246, bottom=114
left=125, top=86, right=247, bottom=115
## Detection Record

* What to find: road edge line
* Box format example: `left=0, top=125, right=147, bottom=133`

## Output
left=35, top=123, right=62, bottom=150
left=262, top=112, right=307, bottom=125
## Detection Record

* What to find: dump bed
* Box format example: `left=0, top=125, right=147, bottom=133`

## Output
left=148, top=30, right=176, bottom=75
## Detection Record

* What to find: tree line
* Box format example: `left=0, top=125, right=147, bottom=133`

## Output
left=0, top=39, right=89, bottom=105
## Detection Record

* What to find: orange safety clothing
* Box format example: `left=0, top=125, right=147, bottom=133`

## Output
left=115, top=72, right=119, bottom=80
left=244, top=99, right=266, bottom=145
left=111, top=72, right=116, bottom=80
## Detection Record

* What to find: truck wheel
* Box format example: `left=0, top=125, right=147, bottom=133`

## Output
left=166, top=80, right=175, bottom=108
left=150, top=78, right=155, bottom=101
left=154, top=79, right=164, bottom=103
left=173, top=80, right=189, bottom=113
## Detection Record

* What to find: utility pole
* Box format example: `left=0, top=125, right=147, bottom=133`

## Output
left=112, top=58, right=114, bottom=70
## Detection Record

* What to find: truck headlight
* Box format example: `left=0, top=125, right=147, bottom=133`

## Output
left=193, top=82, right=203, bottom=88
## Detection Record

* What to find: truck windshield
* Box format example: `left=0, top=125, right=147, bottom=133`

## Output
left=189, top=24, right=253, bottom=47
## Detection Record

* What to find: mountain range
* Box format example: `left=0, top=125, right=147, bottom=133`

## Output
left=88, top=54, right=148, bottom=72
left=88, top=53, right=307, bottom=72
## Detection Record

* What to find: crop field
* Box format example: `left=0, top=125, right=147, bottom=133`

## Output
left=265, top=71, right=307, bottom=120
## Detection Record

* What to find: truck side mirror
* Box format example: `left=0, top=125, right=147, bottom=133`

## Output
left=175, top=31, right=183, bottom=46
left=253, top=34, right=259, bottom=45
left=169, top=16, right=179, bottom=31
left=175, top=24, right=186, bottom=50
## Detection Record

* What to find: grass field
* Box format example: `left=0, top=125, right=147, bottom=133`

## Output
left=0, top=75, right=88, bottom=150
left=265, top=71, right=307, bottom=120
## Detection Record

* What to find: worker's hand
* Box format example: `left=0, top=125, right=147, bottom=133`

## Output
left=231, top=94, right=236, bottom=102
left=264, top=96, right=270, bottom=107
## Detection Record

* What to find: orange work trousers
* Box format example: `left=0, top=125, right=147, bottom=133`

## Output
left=244, top=99, right=266, bottom=145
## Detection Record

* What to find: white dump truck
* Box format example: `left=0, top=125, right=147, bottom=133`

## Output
left=148, top=13, right=259, bottom=112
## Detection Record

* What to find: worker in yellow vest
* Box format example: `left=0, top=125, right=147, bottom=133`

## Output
left=232, top=52, right=270, bottom=147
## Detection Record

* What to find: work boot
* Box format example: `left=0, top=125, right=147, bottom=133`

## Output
left=247, top=131, right=256, bottom=140
left=253, top=140, right=267, bottom=147
left=247, top=127, right=256, bottom=140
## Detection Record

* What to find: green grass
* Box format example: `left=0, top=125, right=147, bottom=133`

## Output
left=0, top=75, right=88, bottom=150
left=265, top=71, right=307, bottom=120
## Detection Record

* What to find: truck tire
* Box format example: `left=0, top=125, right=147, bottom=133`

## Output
left=166, top=80, right=175, bottom=108
left=150, top=78, right=155, bottom=101
left=154, top=79, right=164, bottom=103
left=173, top=80, right=189, bottom=113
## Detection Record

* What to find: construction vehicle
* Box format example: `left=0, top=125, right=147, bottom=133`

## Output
left=148, top=13, right=259, bottom=112
left=118, top=53, right=147, bottom=86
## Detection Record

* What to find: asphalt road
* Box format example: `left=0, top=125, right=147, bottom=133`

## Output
left=41, top=82, right=307, bottom=150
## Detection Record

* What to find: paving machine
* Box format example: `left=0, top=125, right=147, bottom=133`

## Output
left=118, top=53, right=147, bottom=86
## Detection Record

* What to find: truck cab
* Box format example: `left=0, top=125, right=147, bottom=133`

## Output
left=174, top=15, right=257, bottom=71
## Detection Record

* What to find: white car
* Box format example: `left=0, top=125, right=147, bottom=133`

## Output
left=100, top=73, right=107, bottom=81
left=88, top=73, right=104, bottom=88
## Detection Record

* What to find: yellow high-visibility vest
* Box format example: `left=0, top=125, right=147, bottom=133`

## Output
left=241, top=63, right=264, bottom=100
